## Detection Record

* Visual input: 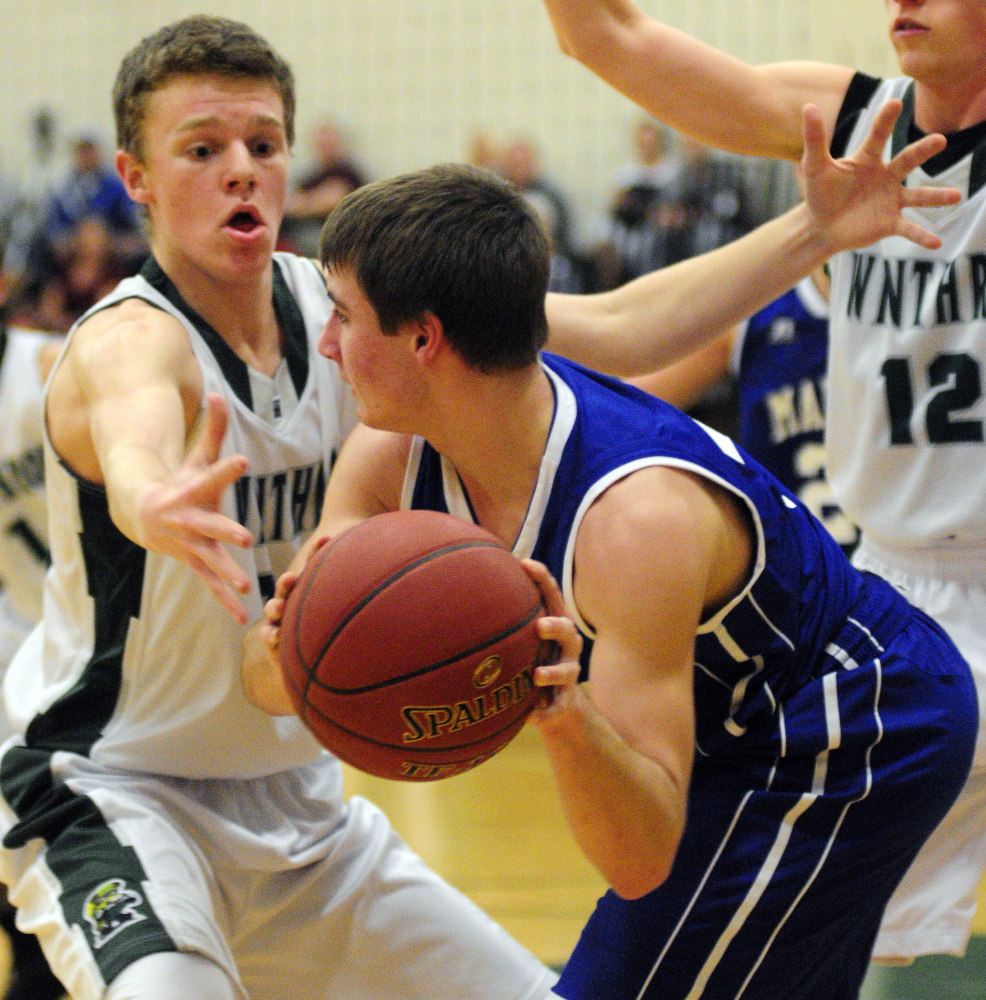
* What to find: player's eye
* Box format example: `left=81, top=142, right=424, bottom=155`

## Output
left=190, top=144, right=211, bottom=159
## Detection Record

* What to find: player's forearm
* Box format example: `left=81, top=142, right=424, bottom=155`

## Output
left=542, top=0, right=817, bottom=158
left=547, top=201, right=831, bottom=377
left=242, top=622, right=295, bottom=716
left=536, top=689, right=686, bottom=899
left=102, top=441, right=181, bottom=548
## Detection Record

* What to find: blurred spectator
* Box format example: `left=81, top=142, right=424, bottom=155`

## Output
left=501, top=138, right=575, bottom=261
left=611, top=119, right=683, bottom=201
left=501, top=138, right=583, bottom=292
left=4, top=109, right=63, bottom=279
left=466, top=131, right=504, bottom=175
left=674, top=136, right=751, bottom=258
left=0, top=172, right=17, bottom=249
left=29, top=217, right=129, bottom=333
left=591, top=119, right=687, bottom=289
left=14, top=130, right=145, bottom=331
left=282, top=121, right=366, bottom=257
left=45, top=130, right=144, bottom=263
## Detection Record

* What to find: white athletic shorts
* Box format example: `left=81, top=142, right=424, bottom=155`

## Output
left=853, top=538, right=986, bottom=960
left=0, top=745, right=558, bottom=1000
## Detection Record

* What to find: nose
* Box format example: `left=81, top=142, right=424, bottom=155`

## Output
left=225, top=140, right=257, bottom=193
left=319, top=313, right=341, bottom=362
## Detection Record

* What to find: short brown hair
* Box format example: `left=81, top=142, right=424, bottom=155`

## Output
left=320, top=164, right=551, bottom=373
left=113, top=15, right=295, bottom=160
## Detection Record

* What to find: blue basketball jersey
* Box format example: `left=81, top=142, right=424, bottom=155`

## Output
left=732, top=276, right=858, bottom=551
left=405, top=353, right=866, bottom=759
left=403, top=353, right=976, bottom=1000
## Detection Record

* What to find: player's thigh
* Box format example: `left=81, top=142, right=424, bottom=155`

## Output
left=106, top=952, right=240, bottom=1000
left=235, top=794, right=556, bottom=1000
left=1, top=775, right=239, bottom=998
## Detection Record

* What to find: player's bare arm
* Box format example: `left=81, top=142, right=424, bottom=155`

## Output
left=47, top=299, right=254, bottom=622
left=242, top=422, right=411, bottom=714
left=627, top=331, right=734, bottom=409
left=528, top=466, right=752, bottom=899
left=547, top=99, right=960, bottom=376
left=541, top=0, right=851, bottom=158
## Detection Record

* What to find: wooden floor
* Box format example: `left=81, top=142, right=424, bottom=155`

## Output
left=2, top=728, right=984, bottom=992
left=346, top=729, right=986, bottom=964
left=342, top=725, right=607, bottom=967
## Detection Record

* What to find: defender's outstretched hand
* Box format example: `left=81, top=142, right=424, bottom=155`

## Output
left=137, top=393, right=253, bottom=623
left=801, top=99, right=960, bottom=254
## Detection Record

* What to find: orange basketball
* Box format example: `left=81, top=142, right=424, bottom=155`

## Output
left=280, top=510, right=547, bottom=781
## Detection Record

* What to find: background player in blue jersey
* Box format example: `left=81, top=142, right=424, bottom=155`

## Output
left=625, top=266, right=860, bottom=554
left=540, top=0, right=986, bottom=966
left=244, top=155, right=975, bottom=1000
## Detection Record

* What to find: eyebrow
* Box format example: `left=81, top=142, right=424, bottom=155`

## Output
left=176, top=113, right=285, bottom=133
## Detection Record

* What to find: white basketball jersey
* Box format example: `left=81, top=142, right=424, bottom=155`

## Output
left=4, top=254, right=357, bottom=778
left=827, top=77, right=986, bottom=551
left=0, top=328, right=59, bottom=665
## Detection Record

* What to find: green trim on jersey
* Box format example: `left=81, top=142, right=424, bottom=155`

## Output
left=0, top=745, right=176, bottom=985
left=24, top=476, right=145, bottom=754
left=139, top=257, right=311, bottom=409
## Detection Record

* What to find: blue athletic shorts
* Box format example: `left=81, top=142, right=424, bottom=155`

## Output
left=556, top=580, right=977, bottom=1000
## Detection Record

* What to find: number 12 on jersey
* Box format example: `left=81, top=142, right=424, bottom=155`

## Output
left=881, top=352, right=984, bottom=445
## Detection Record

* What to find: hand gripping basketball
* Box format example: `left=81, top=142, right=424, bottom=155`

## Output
left=279, top=511, right=554, bottom=781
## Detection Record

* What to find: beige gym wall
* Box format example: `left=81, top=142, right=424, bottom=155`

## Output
left=0, top=0, right=897, bottom=236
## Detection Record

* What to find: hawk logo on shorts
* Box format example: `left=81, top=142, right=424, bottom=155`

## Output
left=82, top=879, right=147, bottom=949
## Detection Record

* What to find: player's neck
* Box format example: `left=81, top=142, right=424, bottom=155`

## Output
left=428, top=366, right=555, bottom=549
left=152, top=250, right=282, bottom=374
left=913, top=75, right=986, bottom=134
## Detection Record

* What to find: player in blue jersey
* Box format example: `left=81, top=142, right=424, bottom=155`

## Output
left=629, top=267, right=859, bottom=554
left=243, top=159, right=975, bottom=1000
left=539, top=0, right=986, bottom=965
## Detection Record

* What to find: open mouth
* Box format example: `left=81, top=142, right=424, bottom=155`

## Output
left=226, top=208, right=263, bottom=233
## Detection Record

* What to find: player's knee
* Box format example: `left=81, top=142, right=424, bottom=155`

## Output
left=105, top=951, right=239, bottom=1000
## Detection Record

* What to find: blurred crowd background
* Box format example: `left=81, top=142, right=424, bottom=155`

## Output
left=0, top=0, right=899, bottom=332
left=0, top=108, right=800, bottom=331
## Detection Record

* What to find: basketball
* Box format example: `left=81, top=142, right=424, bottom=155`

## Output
left=279, top=510, right=549, bottom=781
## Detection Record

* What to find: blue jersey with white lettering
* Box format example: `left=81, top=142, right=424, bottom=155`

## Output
left=403, top=353, right=976, bottom=1000
left=405, top=353, right=870, bottom=759
left=732, top=276, right=858, bottom=551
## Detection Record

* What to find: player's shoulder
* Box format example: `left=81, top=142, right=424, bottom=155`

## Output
left=63, top=296, right=197, bottom=392
left=580, top=465, right=714, bottom=556
left=831, top=73, right=913, bottom=158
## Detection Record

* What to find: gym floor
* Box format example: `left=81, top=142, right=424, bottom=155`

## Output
left=1, top=728, right=983, bottom=995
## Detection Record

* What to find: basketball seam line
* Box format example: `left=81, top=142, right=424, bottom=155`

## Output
left=309, top=599, right=543, bottom=695
left=296, top=539, right=505, bottom=704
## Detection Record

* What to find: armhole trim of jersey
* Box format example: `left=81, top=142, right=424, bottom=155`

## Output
left=560, top=459, right=767, bottom=641
left=729, top=321, right=748, bottom=378
left=830, top=72, right=883, bottom=159
left=400, top=436, right=426, bottom=511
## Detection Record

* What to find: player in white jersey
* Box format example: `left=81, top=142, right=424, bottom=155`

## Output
left=0, top=324, right=58, bottom=683
left=0, top=16, right=560, bottom=1000
left=0, top=288, right=65, bottom=1000
left=539, top=0, right=986, bottom=965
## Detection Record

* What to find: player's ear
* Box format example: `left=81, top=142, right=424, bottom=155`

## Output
left=411, top=312, right=445, bottom=365
left=116, top=150, right=153, bottom=206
